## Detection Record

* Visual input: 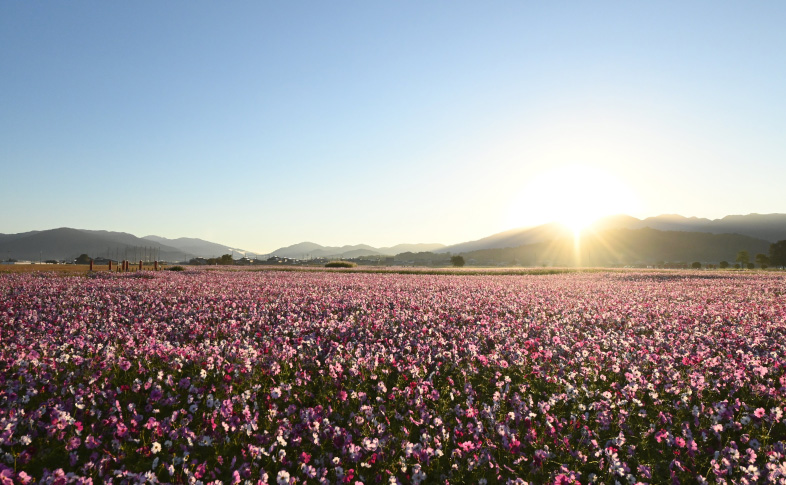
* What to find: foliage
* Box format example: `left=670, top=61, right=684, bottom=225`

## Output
left=205, top=254, right=235, bottom=265
left=770, top=240, right=786, bottom=269
left=450, top=255, right=466, bottom=267
left=736, top=250, right=750, bottom=267
left=754, top=253, right=769, bottom=269
left=75, top=253, right=91, bottom=264
left=719, top=260, right=729, bottom=269
left=1, top=271, right=785, bottom=483
left=325, top=261, right=356, bottom=268
left=166, top=265, right=185, bottom=271
left=691, top=261, right=701, bottom=269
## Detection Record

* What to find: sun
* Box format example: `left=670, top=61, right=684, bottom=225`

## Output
left=507, top=164, right=639, bottom=233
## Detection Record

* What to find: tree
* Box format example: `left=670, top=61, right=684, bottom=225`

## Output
left=75, top=254, right=91, bottom=264
left=735, top=250, right=750, bottom=269
left=207, top=254, right=235, bottom=265
left=450, top=255, right=465, bottom=267
left=691, top=261, right=701, bottom=269
left=770, top=240, right=786, bottom=269
left=719, top=261, right=729, bottom=269
left=754, top=253, right=770, bottom=269
left=747, top=262, right=755, bottom=270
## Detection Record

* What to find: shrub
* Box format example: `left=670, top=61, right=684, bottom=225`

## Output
left=325, top=261, right=356, bottom=268
left=166, top=266, right=185, bottom=272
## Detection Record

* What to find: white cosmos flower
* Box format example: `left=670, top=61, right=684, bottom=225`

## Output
left=276, top=470, right=290, bottom=485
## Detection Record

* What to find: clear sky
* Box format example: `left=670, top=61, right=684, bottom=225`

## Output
left=2, top=2, right=785, bottom=253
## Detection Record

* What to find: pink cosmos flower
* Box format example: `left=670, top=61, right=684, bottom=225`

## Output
left=0, top=469, right=13, bottom=485
left=66, top=436, right=81, bottom=451
left=17, top=472, right=33, bottom=485
left=85, top=435, right=101, bottom=449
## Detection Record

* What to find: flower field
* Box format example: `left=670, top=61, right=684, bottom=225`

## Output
left=1, top=270, right=785, bottom=484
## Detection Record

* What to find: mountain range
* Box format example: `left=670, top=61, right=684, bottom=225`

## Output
left=1, top=213, right=783, bottom=264
left=0, top=228, right=242, bottom=262
left=459, top=228, right=774, bottom=267
left=439, top=213, right=786, bottom=254
left=268, top=242, right=446, bottom=259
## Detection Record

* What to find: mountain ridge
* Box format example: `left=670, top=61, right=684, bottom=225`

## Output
left=1, top=213, right=783, bottom=263
left=269, top=242, right=446, bottom=259
left=439, top=213, right=786, bottom=255
left=142, top=235, right=243, bottom=259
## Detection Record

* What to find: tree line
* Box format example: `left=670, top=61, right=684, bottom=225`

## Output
left=688, top=240, right=785, bottom=269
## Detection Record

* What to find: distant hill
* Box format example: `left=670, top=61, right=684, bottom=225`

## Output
left=0, top=228, right=252, bottom=262
left=461, top=227, right=773, bottom=266
left=270, top=242, right=445, bottom=259
left=2, top=213, right=781, bottom=266
left=143, top=235, right=240, bottom=259
left=0, top=228, right=184, bottom=262
left=438, top=223, right=570, bottom=254
left=596, top=213, right=786, bottom=242
left=379, top=243, right=447, bottom=255
left=444, top=213, right=786, bottom=256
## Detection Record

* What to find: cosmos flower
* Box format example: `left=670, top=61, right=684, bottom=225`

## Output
left=1, top=270, right=783, bottom=483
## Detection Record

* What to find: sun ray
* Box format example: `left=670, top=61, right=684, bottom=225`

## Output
left=508, top=164, right=641, bottom=247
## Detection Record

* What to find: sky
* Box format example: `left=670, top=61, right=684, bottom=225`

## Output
left=2, top=2, right=785, bottom=253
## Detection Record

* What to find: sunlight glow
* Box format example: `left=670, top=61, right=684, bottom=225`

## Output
left=506, top=164, right=640, bottom=232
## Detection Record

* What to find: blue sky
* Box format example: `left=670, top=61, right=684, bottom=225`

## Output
left=2, top=2, right=785, bottom=252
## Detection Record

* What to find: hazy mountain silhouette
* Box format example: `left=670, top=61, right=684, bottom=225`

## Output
left=270, top=242, right=445, bottom=259
left=438, top=223, right=570, bottom=254
left=2, top=213, right=781, bottom=265
left=0, top=228, right=183, bottom=262
left=443, top=213, right=786, bottom=256
left=380, top=243, right=447, bottom=255
left=461, top=228, right=772, bottom=266
left=143, top=235, right=241, bottom=259
left=594, top=213, right=786, bottom=241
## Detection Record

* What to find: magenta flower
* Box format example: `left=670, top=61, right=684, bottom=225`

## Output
left=85, top=435, right=101, bottom=449
left=1, top=269, right=784, bottom=483
left=66, top=436, right=81, bottom=451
